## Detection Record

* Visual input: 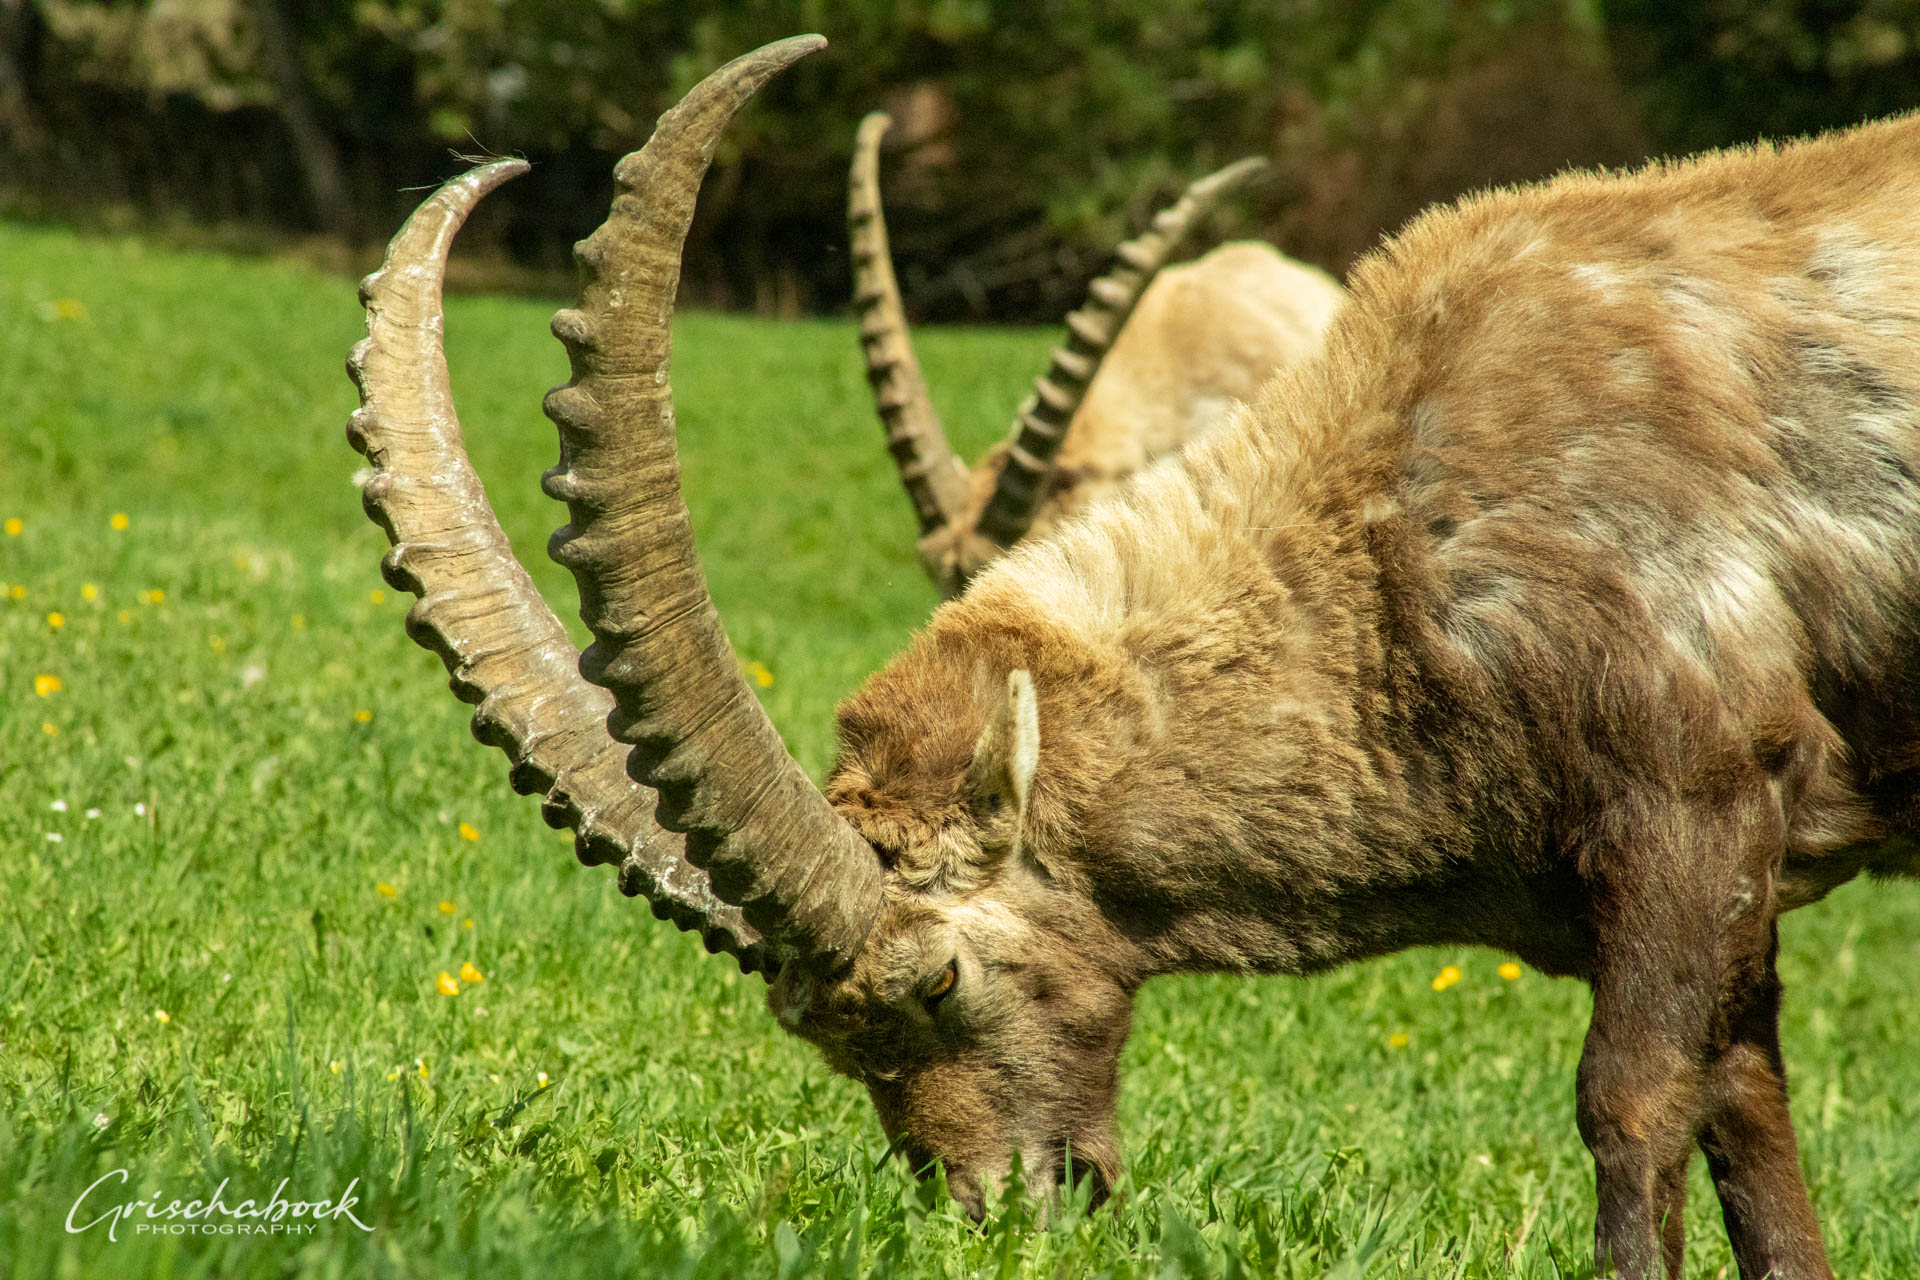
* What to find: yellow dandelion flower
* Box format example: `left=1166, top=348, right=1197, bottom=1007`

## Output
left=54, top=298, right=87, bottom=321
left=386, top=1069, right=400, bottom=1082
left=3, top=517, right=21, bottom=536
left=34, top=674, right=61, bottom=697
left=416, top=1057, right=430, bottom=1079
left=47, top=611, right=64, bottom=629
left=745, top=659, right=774, bottom=688
left=81, top=583, right=99, bottom=601
left=154, top=1009, right=171, bottom=1024
left=376, top=881, right=398, bottom=898
left=139, top=588, right=165, bottom=605
left=208, top=635, right=226, bottom=653
left=117, top=609, right=133, bottom=624
left=436, top=971, right=459, bottom=996
left=353, top=709, right=373, bottom=724
left=291, top=613, right=308, bottom=630
left=458, top=822, right=479, bottom=843
left=369, top=589, right=385, bottom=604
left=41, top=722, right=58, bottom=737
left=1498, top=961, right=1523, bottom=981
left=462, top=918, right=474, bottom=930
left=330, top=1060, right=343, bottom=1075
left=536, top=1071, right=550, bottom=1089
left=438, top=900, right=456, bottom=915
left=460, top=961, right=485, bottom=984
left=1432, top=964, right=1463, bottom=992
left=1388, top=1032, right=1409, bottom=1049
left=9, top=584, right=24, bottom=599
left=109, top=512, right=129, bottom=531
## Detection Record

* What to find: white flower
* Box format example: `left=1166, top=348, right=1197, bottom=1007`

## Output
left=50, top=799, right=67, bottom=812
left=134, top=803, right=148, bottom=816
left=240, top=664, right=267, bottom=691
left=91, top=1113, right=111, bottom=1131
left=84, top=808, right=101, bottom=820
left=45, top=832, right=63, bottom=843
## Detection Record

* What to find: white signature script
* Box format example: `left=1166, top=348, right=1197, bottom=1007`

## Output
left=66, top=1168, right=375, bottom=1241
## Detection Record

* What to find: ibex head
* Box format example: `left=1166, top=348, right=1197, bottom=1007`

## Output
left=848, top=112, right=1272, bottom=597
left=776, top=650, right=1141, bottom=1214
left=348, top=36, right=1139, bottom=1218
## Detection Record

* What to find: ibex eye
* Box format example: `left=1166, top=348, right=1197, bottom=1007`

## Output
left=923, top=958, right=958, bottom=1012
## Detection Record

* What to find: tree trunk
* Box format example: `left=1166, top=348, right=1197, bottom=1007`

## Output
left=0, top=0, right=47, bottom=160
left=252, top=0, right=355, bottom=237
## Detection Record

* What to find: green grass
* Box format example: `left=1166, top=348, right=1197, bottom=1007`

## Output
left=1, top=216, right=1916, bottom=1280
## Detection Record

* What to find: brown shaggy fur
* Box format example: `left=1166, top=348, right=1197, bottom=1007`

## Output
left=919, top=242, right=1343, bottom=594
left=773, top=115, right=1920, bottom=1278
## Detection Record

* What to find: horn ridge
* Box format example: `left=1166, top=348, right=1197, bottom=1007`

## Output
left=541, top=36, right=884, bottom=975
left=849, top=110, right=970, bottom=535
left=347, top=159, right=770, bottom=975
left=973, top=156, right=1271, bottom=550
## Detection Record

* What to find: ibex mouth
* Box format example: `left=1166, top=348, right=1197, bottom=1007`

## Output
left=1065, top=1153, right=1112, bottom=1211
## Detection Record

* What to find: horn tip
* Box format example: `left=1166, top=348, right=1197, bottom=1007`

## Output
left=1209, top=155, right=1271, bottom=192
left=735, top=33, right=828, bottom=80
left=735, top=33, right=827, bottom=84
left=442, top=156, right=532, bottom=206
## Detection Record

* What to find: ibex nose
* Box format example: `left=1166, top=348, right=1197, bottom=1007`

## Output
left=945, top=1172, right=990, bottom=1223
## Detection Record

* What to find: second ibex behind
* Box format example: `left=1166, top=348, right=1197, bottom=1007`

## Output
left=351, top=37, right=1920, bottom=1280
left=849, top=111, right=1344, bottom=595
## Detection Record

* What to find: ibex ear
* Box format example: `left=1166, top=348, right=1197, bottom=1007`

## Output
left=970, top=668, right=1039, bottom=835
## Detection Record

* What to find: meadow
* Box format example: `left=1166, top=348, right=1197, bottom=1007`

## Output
left=1, top=214, right=1915, bottom=1279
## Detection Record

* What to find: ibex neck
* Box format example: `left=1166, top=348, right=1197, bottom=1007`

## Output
left=977, top=417, right=1467, bottom=983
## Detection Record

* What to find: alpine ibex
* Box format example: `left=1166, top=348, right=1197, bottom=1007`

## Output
left=850, top=113, right=1343, bottom=596
left=349, top=37, right=1920, bottom=1280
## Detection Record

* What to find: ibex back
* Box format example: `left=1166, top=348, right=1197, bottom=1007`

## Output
left=349, top=38, right=1920, bottom=1280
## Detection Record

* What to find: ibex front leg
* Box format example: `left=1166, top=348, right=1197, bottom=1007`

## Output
left=1699, top=928, right=1833, bottom=1278
left=1578, top=927, right=1709, bottom=1280
left=1575, top=790, right=1829, bottom=1280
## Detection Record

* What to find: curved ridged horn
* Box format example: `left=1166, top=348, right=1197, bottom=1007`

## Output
left=347, top=160, right=771, bottom=975
left=974, top=156, right=1271, bottom=550
left=543, top=36, right=885, bottom=975
left=849, top=111, right=969, bottom=535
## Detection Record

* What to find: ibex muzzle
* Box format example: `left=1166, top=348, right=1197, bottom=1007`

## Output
left=352, top=36, right=1920, bottom=1279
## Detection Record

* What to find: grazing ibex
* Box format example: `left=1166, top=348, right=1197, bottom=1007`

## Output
left=349, top=36, right=1920, bottom=1280
left=851, top=113, right=1343, bottom=595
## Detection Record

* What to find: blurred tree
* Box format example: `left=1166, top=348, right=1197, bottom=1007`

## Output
left=0, top=0, right=47, bottom=154
left=6, top=0, right=1901, bottom=317
left=254, top=0, right=355, bottom=236
left=1606, top=0, right=1920, bottom=152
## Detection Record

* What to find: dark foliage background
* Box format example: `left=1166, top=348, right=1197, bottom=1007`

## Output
left=3, top=0, right=1918, bottom=319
